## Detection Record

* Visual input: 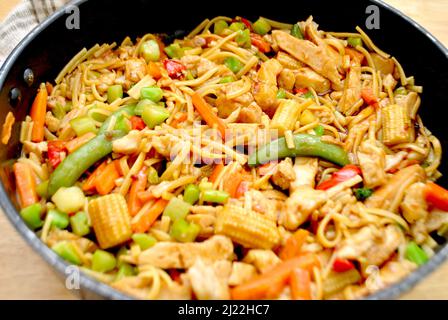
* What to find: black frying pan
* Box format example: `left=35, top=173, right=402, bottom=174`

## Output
left=0, top=0, right=447, bottom=299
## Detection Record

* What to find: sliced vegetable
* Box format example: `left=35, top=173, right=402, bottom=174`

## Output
left=20, top=203, right=43, bottom=230
left=48, top=209, right=69, bottom=229
left=250, top=33, right=271, bottom=53
left=183, top=184, right=200, bottom=205
left=92, top=249, right=117, bottom=273
left=82, top=162, right=107, bottom=192
left=405, top=241, right=429, bottom=266
left=191, top=93, right=227, bottom=138
left=140, top=86, right=164, bottom=102
left=36, top=180, right=49, bottom=199
left=30, top=83, right=48, bottom=142
left=140, top=39, right=160, bottom=62
left=52, top=186, right=85, bottom=213
left=248, top=134, right=350, bottom=167
left=148, top=61, right=162, bottom=79
left=170, top=218, right=200, bottom=243
left=47, top=140, right=66, bottom=168
left=142, top=104, right=170, bottom=129
left=70, top=116, right=97, bottom=137
left=425, top=182, right=448, bottom=211
left=128, top=167, right=147, bottom=216
left=132, top=198, right=168, bottom=233
left=317, top=165, right=361, bottom=190
left=132, top=233, right=157, bottom=250
left=347, top=37, right=363, bottom=48
left=107, top=85, right=123, bottom=104
left=354, top=187, right=373, bottom=201
left=236, top=29, right=251, bottom=48
left=13, top=162, right=38, bottom=208
left=332, top=258, right=355, bottom=273
left=214, top=20, right=228, bottom=35
left=224, top=57, right=244, bottom=74
left=163, top=59, right=186, bottom=79
left=163, top=197, right=192, bottom=221
left=164, top=43, right=183, bottom=59
left=252, top=18, right=271, bottom=35
left=291, top=24, right=304, bottom=39
left=290, top=268, right=311, bottom=300
left=65, top=132, right=96, bottom=153
left=229, top=22, right=245, bottom=32
left=52, top=241, right=81, bottom=265
left=70, top=211, right=90, bottom=236
left=95, top=160, right=120, bottom=195
left=202, top=190, right=229, bottom=204
left=279, top=229, right=309, bottom=260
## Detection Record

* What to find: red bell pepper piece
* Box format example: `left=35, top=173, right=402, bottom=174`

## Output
left=130, top=116, right=146, bottom=130
left=163, top=59, right=186, bottom=79
left=250, top=33, right=271, bottom=53
left=425, top=182, right=448, bottom=211
left=361, top=88, right=378, bottom=107
left=316, top=165, right=362, bottom=190
left=333, top=258, right=355, bottom=272
left=294, top=88, right=309, bottom=95
left=47, top=140, right=66, bottom=169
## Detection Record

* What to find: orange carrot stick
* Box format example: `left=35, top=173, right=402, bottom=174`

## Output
left=127, top=167, right=147, bottom=216
left=209, top=162, right=224, bottom=183
left=137, top=190, right=155, bottom=203
left=231, top=253, right=320, bottom=300
left=82, top=162, right=107, bottom=192
left=13, top=162, right=38, bottom=208
left=290, top=268, right=312, bottom=300
left=223, top=171, right=243, bottom=198
left=95, top=161, right=120, bottom=195
left=191, top=93, right=227, bottom=138
left=148, top=61, right=162, bottom=79
left=361, top=88, right=378, bottom=107
left=132, top=198, right=168, bottom=233
left=345, top=47, right=365, bottom=65
left=30, top=83, right=48, bottom=142
left=65, top=132, right=96, bottom=153
left=279, top=229, right=309, bottom=260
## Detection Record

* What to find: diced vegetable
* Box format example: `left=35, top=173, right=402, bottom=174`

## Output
left=248, top=134, right=350, bottom=167
left=425, top=182, right=448, bottom=211
left=214, top=20, right=228, bottom=35
left=279, top=229, right=309, bottom=260
left=88, top=193, right=132, bottom=249
left=163, top=59, right=186, bottom=79
left=13, top=162, right=38, bottom=208
left=314, top=124, right=324, bottom=136
left=51, top=186, right=85, bottom=213
left=229, top=22, right=245, bottom=32
left=140, top=86, right=164, bottom=102
left=114, top=115, right=131, bottom=134
left=92, top=249, right=117, bottom=273
left=142, top=104, right=169, bottom=129
left=381, top=104, right=412, bottom=145
left=36, top=180, right=49, bottom=199
left=48, top=209, right=69, bottom=229
left=140, top=39, right=160, bottom=62
left=224, top=57, right=244, bottom=74
left=332, top=258, right=355, bottom=272
left=170, top=218, right=200, bottom=243
left=128, top=167, right=147, bottom=216
left=30, top=83, right=48, bottom=142
left=270, top=99, right=302, bottom=136
left=52, top=241, right=81, bottom=265
left=135, top=99, right=156, bottom=116
left=116, top=263, right=136, bottom=281
left=183, top=184, right=200, bottom=205
left=250, top=33, right=271, bottom=53
left=47, top=140, right=66, bottom=168
left=20, top=203, right=43, bottom=230
left=215, top=204, right=280, bottom=249
left=163, top=197, right=192, bottom=221
left=316, top=165, right=361, bottom=190
left=132, top=233, right=157, bottom=250
left=236, top=29, right=251, bottom=48
left=70, top=211, right=90, bottom=236
left=130, top=115, right=146, bottom=130
left=290, top=269, right=311, bottom=300
left=107, top=85, right=123, bottom=104
left=405, top=241, right=428, bottom=266
left=253, top=18, right=271, bottom=35
left=354, top=187, right=373, bottom=201
left=291, top=24, right=304, bottom=39
left=202, top=190, right=229, bottom=204
left=191, top=93, right=227, bottom=138
left=95, top=161, right=120, bottom=195
left=70, top=116, right=97, bottom=137
left=347, top=37, right=363, bottom=48
left=164, top=43, right=183, bottom=59
left=147, top=166, right=159, bottom=185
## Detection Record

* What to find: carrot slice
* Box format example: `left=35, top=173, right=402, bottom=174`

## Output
left=191, top=93, right=227, bottom=138
left=137, top=190, right=155, bottom=203
left=95, top=161, right=120, bottom=195
left=426, top=181, right=448, bottom=211
left=361, top=88, right=378, bottom=107
left=30, top=83, right=48, bottom=142
left=209, top=162, right=224, bottom=184
left=82, top=162, right=107, bottom=192
left=223, top=172, right=243, bottom=198
left=345, top=47, right=365, bottom=65
left=279, top=229, right=309, bottom=260
left=127, top=167, right=147, bottom=216
left=148, top=61, right=162, bottom=79
left=13, top=162, right=38, bottom=208
left=290, top=268, right=312, bottom=300
left=132, top=198, right=168, bottom=233
left=65, top=132, right=96, bottom=153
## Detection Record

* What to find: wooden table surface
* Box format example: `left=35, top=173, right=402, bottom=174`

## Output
left=0, top=0, right=447, bottom=300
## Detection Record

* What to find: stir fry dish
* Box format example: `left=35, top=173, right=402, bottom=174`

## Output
left=9, top=15, right=448, bottom=300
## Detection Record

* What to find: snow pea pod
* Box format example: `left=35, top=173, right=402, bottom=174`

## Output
left=248, top=133, right=349, bottom=167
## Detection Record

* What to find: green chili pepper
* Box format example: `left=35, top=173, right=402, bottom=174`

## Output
left=170, top=219, right=200, bottom=243
left=183, top=184, right=200, bottom=205
left=202, top=190, right=229, bottom=204
left=48, top=209, right=69, bottom=229
left=405, top=242, right=428, bottom=266
left=70, top=211, right=90, bottom=236
left=347, top=37, right=363, bottom=48
left=214, top=20, right=228, bottom=35
left=20, top=203, right=43, bottom=230
left=291, top=24, right=304, bottom=39
left=163, top=197, right=192, bottom=221
left=248, top=133, right=350, bottom=167
left=253, top=18, right=271, bottom=35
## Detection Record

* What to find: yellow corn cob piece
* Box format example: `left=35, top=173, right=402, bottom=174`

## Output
left=381, top=104, right=413, bottom=145
left=271, top=99, right=302, bottom=136
left=215, top=205, right=280, bottom=249
left=276, top=51, right=302, bottom=70
left=88, top=193, right=132, bottom=249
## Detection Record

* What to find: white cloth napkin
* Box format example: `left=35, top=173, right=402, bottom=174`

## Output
left=0, top=0, right=71, bottom=66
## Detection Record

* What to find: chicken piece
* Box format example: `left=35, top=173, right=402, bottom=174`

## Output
left=252, top=59, right=283, bottom=115
left=112, top=130, right=142, bottom=155
left=271, top=158, right=296, bottom=190
left=181, top=55, right=217, bottom=77
left=336, top=225, right=402, bottom=267
left=384, top=151, right=407, bottom=172
left=371, top=53, right=395, bottom=75
left=138, top=235, right=234, bottom=269
left=237, top=102, right=263, bottom=123
left=243, top=249, right=281, bottom=273
left=395, top=91, right=419, bottom=119
left=156, top=280, right=192, bottom=300
left=247, top=190, right=278, bottom=221
left=378, top=260, right=416, bottom=288
left=228, top=262, right=258, bottom=286
left=187, top=259, right=230, bottom=300
left=365, top=164, right=425, bottom=212
left=425, top=208, right=448, bottom=232
left=272, top=30, right=342, bottom=88
left=357, top=140, right=387, bottom=188
left=216, top=81, right=254, bottom=118
left=278, top=68, right=296, bottom=91
left=96, top=72, right=116, bottom=93
left=290, top=157, right=318, bottom=191
left=281, top=186, right=327, bottom=230
left=125, top=58, right=147, bottom=82
left=294, top=67, right=331, bottom=94
left=338, top=65, right=361, bottom=115
left=400, top=182, right=428, bottom=223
